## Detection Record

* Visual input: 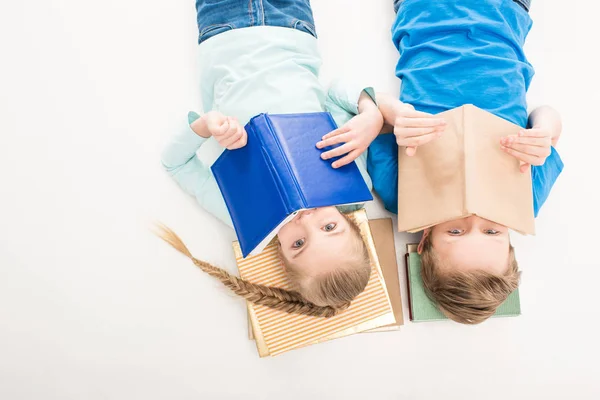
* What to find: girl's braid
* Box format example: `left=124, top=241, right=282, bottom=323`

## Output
left=154, top=224, right=348, bottom=318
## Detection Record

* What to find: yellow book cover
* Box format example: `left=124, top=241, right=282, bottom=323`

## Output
left=233, top=209, right=397, bottom=357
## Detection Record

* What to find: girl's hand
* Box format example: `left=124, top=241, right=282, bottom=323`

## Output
left=316, top=108, right=384, bottom=168
left=500, top=126, right=553, bottom=173
left=201, top=111, right=248, bottom=150
left=392, top=103, right=446, bottom=156
left=316, top=91, right=384, bottom=168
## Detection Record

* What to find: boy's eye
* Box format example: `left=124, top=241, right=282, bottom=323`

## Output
left=292, top=238, right=305, bottom=249
left=484, top=229, right=500, bottom=235
left=323, top=223, right=337, bottom=232
left=448, top=229, right=463, bottom=235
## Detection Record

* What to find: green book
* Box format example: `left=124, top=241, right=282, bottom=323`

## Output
left=406, top=245, right=521, bottom=322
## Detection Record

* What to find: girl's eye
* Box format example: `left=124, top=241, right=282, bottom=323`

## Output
left=448, top=229, right=463, bottom=235
left=485, top=229, right=500, bottom=235
left=292, top=238, right=305, bottom=249
left=323, top=223, right=337, bottom=232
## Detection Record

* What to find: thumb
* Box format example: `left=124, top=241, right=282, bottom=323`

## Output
left=519, top=161, right=530, bottom=173
left=205, top=111, right=226, bottom=131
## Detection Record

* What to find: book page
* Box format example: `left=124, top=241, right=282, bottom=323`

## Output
left=397, top=106, right=467, bottom=232
left=464, top=105, right=535, bottom=235
left=247, top=210, right=301, bottom=257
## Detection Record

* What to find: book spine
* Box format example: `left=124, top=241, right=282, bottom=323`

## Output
left=252, top=115, right=304, bottom=213
left=404, top=253, right=414, bottom=322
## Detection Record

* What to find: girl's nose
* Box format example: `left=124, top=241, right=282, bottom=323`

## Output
left=295, top=209, right=313, bottom=222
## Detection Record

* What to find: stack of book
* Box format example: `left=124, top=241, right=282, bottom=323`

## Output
left=233, top=210, right=404, bottom=357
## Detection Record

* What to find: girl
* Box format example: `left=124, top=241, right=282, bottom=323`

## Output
left=158, top=0, right=384, bottom=317
left=369, top=0, right=564, bottom=324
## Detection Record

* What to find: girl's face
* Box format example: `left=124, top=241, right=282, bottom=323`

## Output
left=277, top=207, right=353, bottom=276
left=430, top=215, right=510, bottom=275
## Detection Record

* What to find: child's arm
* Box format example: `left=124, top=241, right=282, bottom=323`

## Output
left=376, top=92, right=446, bottom=156
left=317, top=85, right=384, bottom=168
left=500, top=105, right=563, bottom=173
left=161, top=111, right=247, bottom=227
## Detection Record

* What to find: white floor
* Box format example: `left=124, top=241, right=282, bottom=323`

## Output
left=1, top=0, right=598, bottom=399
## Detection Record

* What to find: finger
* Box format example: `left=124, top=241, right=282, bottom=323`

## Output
left=332, top=149, right=361, bottom=168
left=316, top=132, right=351, bottom=149
left=321, top=126, right=351, bottom=140
left=215, top=119, right=230, bottom=136
left=519, top=162, right=531, bottom=173
left=503, top=142, right=549, bottom=158
left=500, top=145, right=543, bottom=166
left=221, top=124, right=244, bottom=148
left=219, top=117, right=240, bottom=140
left=397, top=131, right=441, bottom=148
left=396, top=126, right=444, bottom=138
left=396, top=116, right=447, bottom=128
left=401, top=108, right=434, bottom=118
left=225, top=117, right=239, bottom=134
left=405, top=146, right=417, bottom=157
left=321, top=143, right=353, bottom=160
left=227, top=129, right=248, bottom=149
left=518, top=128, right=549, bottom=138
left=500, top=135, right=549, bottom=147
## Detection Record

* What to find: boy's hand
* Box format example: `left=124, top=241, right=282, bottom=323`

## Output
left=392, top=103, right=447, bottom=156
left=316, top=108, right=383, bottom=168
left=500, top=126, right=553, bottom=173
left=200, top=111, right=248, bottom=150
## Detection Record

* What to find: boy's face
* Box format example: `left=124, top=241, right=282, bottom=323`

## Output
left=430, top=215, right=510, bottom=275
left=277, top=207, right=354, bottom=276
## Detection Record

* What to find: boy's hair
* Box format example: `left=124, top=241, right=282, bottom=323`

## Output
left=154, top=217, right=371, bottom=318
left=420, top=233, right=521, bottom=324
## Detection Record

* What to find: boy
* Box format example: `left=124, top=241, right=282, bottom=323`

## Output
left=367, top=0, right=564, bottom=323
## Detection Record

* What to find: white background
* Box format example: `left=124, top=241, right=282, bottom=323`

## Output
left=1, top=0, right=598, bottom=399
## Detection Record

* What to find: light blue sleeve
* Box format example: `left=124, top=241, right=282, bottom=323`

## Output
left=160, top=112, right=233, bottom=228
left=532, top=146, right=564, bottom=217
left=324, top=79, right=377, bottom=191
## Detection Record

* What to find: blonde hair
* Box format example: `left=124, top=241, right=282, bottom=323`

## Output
left=420, top=233, right=521, bottom=324
left=154, top=217, right=370, bottom=318
left=281, top=214, right=371, bottom=307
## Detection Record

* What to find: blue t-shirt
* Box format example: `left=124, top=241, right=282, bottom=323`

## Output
left=368, top=0, right=563, bottom=217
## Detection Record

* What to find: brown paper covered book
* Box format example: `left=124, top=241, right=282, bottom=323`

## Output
left=397, top=104, right=535, bottom=235
left=233, top=209, right=401, bottom=357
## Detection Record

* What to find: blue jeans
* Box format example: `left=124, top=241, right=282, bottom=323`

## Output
left=393, top=0, right=531, bottom=13
left=196, top=0, right=317, bottom=44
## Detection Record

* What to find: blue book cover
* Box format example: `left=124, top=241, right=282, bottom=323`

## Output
left=211, top=112, right=373, bottom=257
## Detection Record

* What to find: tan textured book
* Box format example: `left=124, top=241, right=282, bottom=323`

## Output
left=234, top=209, right=397, bottom=357
left=397, top=104, right=535, bottom=235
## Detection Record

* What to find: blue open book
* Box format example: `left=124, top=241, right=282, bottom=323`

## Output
left=211, top=112, right=373, bottom=257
